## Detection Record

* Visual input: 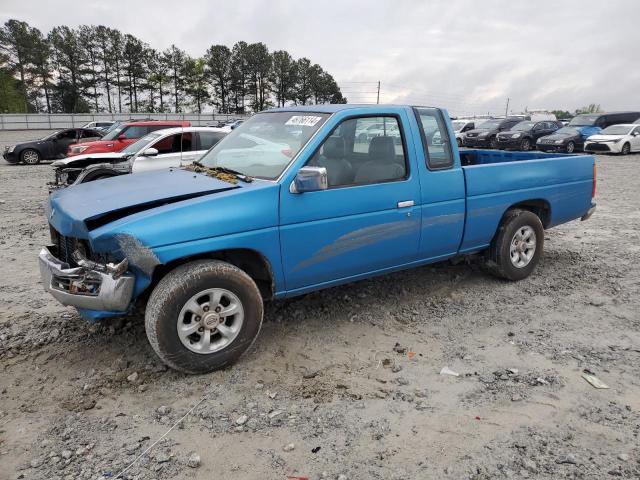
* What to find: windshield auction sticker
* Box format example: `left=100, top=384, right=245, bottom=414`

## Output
left=285, top=115, right=323, bottom=127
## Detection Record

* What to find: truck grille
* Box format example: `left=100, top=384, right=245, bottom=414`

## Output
left=50, top=226, right=80, bottom=266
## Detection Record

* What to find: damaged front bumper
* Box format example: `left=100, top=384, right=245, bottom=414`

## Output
left=39, top=245, right=135, bottom=312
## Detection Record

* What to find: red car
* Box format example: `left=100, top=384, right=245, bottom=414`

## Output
left=66, top=120, right=191, bottom=156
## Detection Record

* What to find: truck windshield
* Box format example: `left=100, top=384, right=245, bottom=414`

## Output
left=568, top=115, right=599, bottom=127
left=197, top=112, right=330, bottom=179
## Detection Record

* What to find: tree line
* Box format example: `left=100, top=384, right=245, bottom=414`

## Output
left=0, top=19, right=346, bottom=114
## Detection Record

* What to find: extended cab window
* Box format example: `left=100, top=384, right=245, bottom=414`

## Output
left=307, top=116, right=407, bottom=187
left=414, top=108, right=453, bottom=169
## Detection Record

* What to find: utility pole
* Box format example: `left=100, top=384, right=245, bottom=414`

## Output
left=505, top=97, right=510, bottom=117
left=376, top=81, right=381, bottom=104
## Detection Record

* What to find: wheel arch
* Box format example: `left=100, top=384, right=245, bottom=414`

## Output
left=149, top=248, right=275, bottom=301
left=78, top=166, right=121, bottom=183
left=501, top=199, right=552, bottom=228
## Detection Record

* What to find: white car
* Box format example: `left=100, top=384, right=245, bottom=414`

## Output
left=584, top=124, right=640, bottom=155
left=51, top=127, right=227, bottom=187
left=431, top=119, right=477, bottom=147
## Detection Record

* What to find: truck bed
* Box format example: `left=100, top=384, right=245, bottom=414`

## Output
left=458, top=149, right=595, bottom=253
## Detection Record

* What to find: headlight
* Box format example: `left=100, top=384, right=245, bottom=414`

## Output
left=613, top=138, right=623, bottom=143
left=555, top=140, right=564, bottom=144
left=7, top=145, right=15, bottom=153
left=71, top=145, right=89, bottom=154
left=512, top=133, right=521, bottom=139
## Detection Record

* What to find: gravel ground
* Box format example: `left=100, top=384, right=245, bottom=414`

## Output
left=1, top=130, right=639, bottom=480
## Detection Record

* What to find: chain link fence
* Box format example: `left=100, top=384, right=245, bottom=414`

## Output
left=0, top=113, right=250, bottom=130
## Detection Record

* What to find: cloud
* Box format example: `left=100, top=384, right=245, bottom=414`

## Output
left=1, top=0, right=637, bottom=115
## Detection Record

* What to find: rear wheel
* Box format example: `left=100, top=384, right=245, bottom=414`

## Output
left=145, top=260, right=263, bottom=374
left=485, top=209, right=544, bottom=281
left=520, top=138, right=531, bottom=151
left=20, top=149, right=41, bottom=165
left=566, top=141, right=575, bottom=154
left=621, top=142, right=631, bottom=155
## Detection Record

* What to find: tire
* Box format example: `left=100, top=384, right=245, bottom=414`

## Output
left=20, top=149, right=41, bottom=165
left=566, top=141, right=575, bottom=154
left=520, top=138, right=531, bottom=151
left=489, top=136, right=498, bottom=149
left=621, top=143, right=630, bottom=155
left=456, top=138, right=462, bottom=148
left=485, top=209, right=544, bottom=281
left=145, top=260, right=263, bottom=374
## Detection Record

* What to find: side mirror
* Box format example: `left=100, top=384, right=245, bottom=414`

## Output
left=142, top=147, right=159, bottom=157
left=634, top=132, right=640, bottom=137
left=290, top=166, right=328, bottom=193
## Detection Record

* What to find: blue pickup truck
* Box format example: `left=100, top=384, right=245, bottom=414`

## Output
left=39, top=105, right=596, bottom=373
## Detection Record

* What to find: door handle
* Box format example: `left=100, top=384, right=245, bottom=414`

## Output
left=397, top=200, right=415, bottom=208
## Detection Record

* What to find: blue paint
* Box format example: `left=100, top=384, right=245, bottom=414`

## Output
left=43, top=105, right=596, bottom=320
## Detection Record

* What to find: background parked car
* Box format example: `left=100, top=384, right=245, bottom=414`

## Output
left=496, top=120, right=562, bottom=151
left=584, top=124, right=640, bottom=155
left=66, top=120, right=191, bottom=156
left=536, top=126, right=584, bottom=153
left=3, top=128, right=102, bottom=165
left=51, top=126, right=227, bottom=187
left=463, top=118, right=522, bottom=148
left=81, top=120, right=115, bottom=134
left=566, top=111, right=640, bottom=142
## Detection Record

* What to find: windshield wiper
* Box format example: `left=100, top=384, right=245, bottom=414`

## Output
left=186, top=161, right=254, bottom=183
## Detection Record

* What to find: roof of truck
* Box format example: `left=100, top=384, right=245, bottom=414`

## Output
left=265, top=104, right=420, bottom=114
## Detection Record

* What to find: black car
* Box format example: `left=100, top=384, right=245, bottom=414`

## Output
left=463, top=118, right=522, bottom=148
left=3, top=128, right=103, bottom=165
left=536, top=127, right=584, bottom=153
left=496, top=120, right=562, bottom=151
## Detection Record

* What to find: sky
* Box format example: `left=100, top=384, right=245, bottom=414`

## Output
left=1, top=0, right=638, bottom=116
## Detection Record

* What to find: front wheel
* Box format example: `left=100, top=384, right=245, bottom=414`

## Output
left=489, top=136, right=498, bottom=149
left=520, top=138, right=531, bottom=151
left=485, top=209, right=544, bottom=281
left=456, top=138, right=462, bottom=148
left=20, top=149, right=41, bottom=165
left=621, top=143, right=630, bottom=155
left=566, top=141, right=575, bottom=154
left=145, top=260, right=264, bottom=374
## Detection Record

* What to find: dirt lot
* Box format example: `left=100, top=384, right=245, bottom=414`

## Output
left=0, top=130, right=639, bottom=479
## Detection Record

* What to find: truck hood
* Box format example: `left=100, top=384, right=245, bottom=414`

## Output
left=52, top=152, right=129, bottom=168
left=47, top=168, right=240, bottom=237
